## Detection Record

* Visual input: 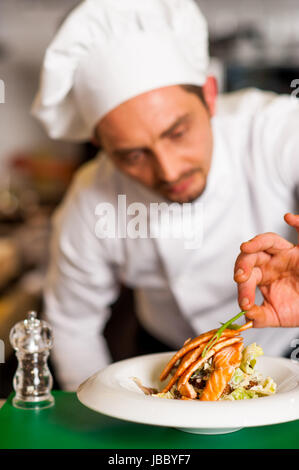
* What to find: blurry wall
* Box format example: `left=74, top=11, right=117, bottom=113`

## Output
left=0, top=0, right=81, bottom=170
left=198, top=0, right=299, bottom=61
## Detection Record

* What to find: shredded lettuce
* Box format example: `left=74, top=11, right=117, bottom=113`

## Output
left=224, top=387, right=259, bottom=400
left=222, top=343, right=276, bottom=400
left=262, top=377, right=276, bottom=394
left=240, top=343, right=263, bottom=374
left=230, top=367, right=245, bottom=387
left=250, top=377, right=277, bottom=396
left=223, top=377, right=276, bottom=400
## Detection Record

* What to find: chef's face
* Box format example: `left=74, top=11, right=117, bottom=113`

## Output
left=94, top=79, right=216, bottom=203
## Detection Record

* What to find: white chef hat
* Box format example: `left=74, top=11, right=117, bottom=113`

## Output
left=31, top=0, right=209, bottom=142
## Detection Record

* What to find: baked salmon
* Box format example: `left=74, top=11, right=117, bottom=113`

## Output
left=200, top=342, right=243, bottom=401
left=159, top=321, right=252, bottom=381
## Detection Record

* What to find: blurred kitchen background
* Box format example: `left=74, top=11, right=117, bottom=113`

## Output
left=0, top=0, right=298, bottom=397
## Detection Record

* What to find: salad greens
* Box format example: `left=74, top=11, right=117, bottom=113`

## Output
left=240, top=343, right=263, bottom=374
left=222, top=346, right=277, bottom=400
left=230, top=367, right=245, bottom=386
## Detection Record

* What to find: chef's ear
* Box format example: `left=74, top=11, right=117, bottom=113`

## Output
left=91, top=126, right=102, bottom=148
left=202, top=76, right=218, bottom=117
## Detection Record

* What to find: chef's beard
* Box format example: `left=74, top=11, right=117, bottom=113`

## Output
left=156, top=167, right=207, bottom=204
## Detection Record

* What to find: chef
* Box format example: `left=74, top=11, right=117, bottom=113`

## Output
left=32, top=0, right=299, bottom=391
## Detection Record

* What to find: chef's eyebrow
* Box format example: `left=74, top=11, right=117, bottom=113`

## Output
left=160, top=112, right=192, bottom=139
left=111, top=112, right=192, bottom=157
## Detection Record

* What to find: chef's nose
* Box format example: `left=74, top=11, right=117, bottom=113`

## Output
left=153, top=146, right=182, bottom=183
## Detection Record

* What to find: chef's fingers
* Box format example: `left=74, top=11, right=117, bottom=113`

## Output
left=234, top=251, right=271, bottom=283
left=245, top=303, right=280, bottom=328
left=237, top=266, right=263, bottom=311
left=240, top=232, right=294, bottom=255
left=284, top=213, right=299, bottom=240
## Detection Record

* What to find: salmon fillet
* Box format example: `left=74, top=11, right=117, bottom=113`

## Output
left=159, top=323, right=252, bottom=381
left=199, top=342, right=243, bottom=401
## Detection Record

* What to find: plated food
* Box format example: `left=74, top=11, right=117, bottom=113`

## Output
left=135, top=312, right=277, bottom=401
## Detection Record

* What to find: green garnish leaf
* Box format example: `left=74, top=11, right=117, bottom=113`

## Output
left=219, top=322, right=241, bottom=330
left=201, top=311, right=247, bottom=357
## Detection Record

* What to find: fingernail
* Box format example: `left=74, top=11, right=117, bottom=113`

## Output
left=241, top=297, right=250, bottom=307
left=235, top=268, right=244, bottom=277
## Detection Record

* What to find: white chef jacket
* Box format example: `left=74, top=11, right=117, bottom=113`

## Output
left=44, top=88, right=299, bottom=391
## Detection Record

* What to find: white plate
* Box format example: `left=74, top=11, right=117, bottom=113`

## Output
left=77, top=352, right=299, bottom=434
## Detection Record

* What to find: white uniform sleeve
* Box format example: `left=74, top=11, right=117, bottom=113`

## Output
left=44, top=178, right=120, bottom=391
left=254, top=93, right=299, bottom=196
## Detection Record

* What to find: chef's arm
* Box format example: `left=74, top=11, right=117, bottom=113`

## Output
left=43, top=187, right=120, bottom=391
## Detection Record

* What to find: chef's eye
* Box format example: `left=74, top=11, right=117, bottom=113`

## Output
left=171, top=127, right=186, bottom=139
left=125, top=150, right=146, bottom=165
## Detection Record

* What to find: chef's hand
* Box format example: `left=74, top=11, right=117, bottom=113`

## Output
left=234, top=213, right=299, bottom=327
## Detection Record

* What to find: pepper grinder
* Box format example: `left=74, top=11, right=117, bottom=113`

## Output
left=9, top=310, right=55, bottom=409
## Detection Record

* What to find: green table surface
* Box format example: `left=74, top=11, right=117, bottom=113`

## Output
left=0, top=391, right=298, bottom=449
